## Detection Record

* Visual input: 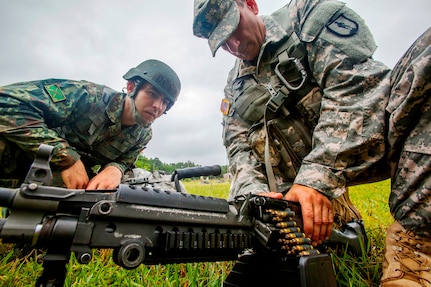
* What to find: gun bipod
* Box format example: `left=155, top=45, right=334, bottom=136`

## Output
left=35, top=248, right=71, bottom=287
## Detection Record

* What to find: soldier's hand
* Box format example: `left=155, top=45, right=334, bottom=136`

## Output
left=86, top=165, right=122, bottom=190
left=257, top=191, right=283, bottom=199
left=284, top=184, right=333, bottom=246
left=61, top=159, right=89, bottom=189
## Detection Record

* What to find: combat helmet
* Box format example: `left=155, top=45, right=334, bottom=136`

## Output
left=123, top=59, right=181, bottom=110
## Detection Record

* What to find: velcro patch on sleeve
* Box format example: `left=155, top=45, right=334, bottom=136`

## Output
left=220, top=98, right=230, bottom=115
left=327, top=14, right=358, bottom=37
left=45, top=84, right=66, bottom=102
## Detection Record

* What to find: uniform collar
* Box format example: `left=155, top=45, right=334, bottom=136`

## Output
left=106, top=92, right=125, bottom=124
left=105, top=92, right=137, bottom=134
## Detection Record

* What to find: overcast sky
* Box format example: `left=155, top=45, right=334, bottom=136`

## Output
left=1, top=0, right=430, bottom=167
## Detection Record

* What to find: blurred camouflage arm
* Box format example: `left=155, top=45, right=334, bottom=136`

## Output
left=0, top=111, right=81, bottom=170
left=0, top=80, right=100, bottom=171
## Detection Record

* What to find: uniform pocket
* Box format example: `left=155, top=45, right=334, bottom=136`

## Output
left=248, top=123, right=280, bottom=166
left=233, top=76, right=271, bottom=123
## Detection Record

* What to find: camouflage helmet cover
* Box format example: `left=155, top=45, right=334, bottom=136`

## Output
left=193, top=0, right=240, bottom=57
left=123, top=59, right=181, bottom=110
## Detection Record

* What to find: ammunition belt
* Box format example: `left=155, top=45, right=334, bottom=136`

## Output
left=252, top=197, right=320, bottom=257
left=265, top=208, right=319, bottom=256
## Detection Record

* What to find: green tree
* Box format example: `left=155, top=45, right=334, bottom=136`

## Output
left=135, top=155, right=151, bottom=170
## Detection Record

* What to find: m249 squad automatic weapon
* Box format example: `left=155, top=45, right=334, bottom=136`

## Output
left=0, top=144, right=366, bottom=287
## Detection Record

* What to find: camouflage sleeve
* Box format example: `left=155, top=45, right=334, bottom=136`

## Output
left=223, top=67, right=270, bottom=201
left=7, top=121, right=81, bottom=171
left=289, top=0, right=391, bottom=198
left=0, top=80, right=101, bottom=171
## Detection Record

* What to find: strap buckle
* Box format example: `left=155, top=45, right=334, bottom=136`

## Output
left=275, top=56, right=307, bottom=91
left=266, top=89, right=287, bottom=113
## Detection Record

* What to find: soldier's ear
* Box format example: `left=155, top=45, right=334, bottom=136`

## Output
left=126, top=81, right=135, bottom=93
left=245, top=0, right=259, bottom=14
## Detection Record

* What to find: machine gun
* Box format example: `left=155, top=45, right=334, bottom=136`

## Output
left=0, top=144, right=365, bottom=287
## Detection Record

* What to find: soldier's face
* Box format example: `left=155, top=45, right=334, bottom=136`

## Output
left=221, top=1, right=265, bottom=61
left=134, top=83, right=169, bottom=124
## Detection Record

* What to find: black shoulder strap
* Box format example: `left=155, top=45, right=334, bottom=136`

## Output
left=265, top=8, right=316, bottom=115
left=263, top=7, right=319, bottom=192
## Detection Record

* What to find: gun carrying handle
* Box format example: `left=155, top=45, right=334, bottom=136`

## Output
left=170, top=165, right=221, bottom=192
left=172, top=173, right=183, bottom=193
left=171, top=165, right=221, bottom=181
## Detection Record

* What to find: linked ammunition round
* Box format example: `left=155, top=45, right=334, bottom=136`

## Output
left=292, top=245, right=314, bottom=252
left=279, top=227, right=301, bottom=234
left=298, top=249, right=320, bottom=256
left=276, top=221, right=297, bottom=228
left=287, top=238, right=312, bottom=245
left=266, top=209, right=295, bottom=218
left=284, top=232, right=305, bottom=239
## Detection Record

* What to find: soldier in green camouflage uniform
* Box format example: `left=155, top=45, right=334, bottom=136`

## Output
left=0, top=59, right=181, bottom=191
left=193, top=0, right=431, bottom=285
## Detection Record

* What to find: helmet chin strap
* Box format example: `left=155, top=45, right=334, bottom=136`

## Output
left=127, top=87, right=151, bottom=128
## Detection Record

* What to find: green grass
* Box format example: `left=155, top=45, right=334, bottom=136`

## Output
left=182, top=179, right=231, bottom=199
left=331, top=180, right=391, bottom=287
left=0, top=247, right=234, bottom=287
left=0, top=179, right=391, bottom=286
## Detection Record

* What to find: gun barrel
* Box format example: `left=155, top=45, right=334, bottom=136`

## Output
left=0, top=187, right=17, bottom=208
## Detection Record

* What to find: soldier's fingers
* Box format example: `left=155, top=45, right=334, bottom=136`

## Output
left=258, top=191, right=283, bottom=199
left=65, top=178, right=86, bottom=189
left=325, top=205, right=334, bottom=240
left=85, top=180, right=98, bottom=190
left=299, top=201, right=315, bottom=241
left=318, top=206, right=331, bottom=244
left=311, top=202, right=323, bottom=245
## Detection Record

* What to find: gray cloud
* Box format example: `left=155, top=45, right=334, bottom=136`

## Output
left=1, top=0, right=430, bottom=166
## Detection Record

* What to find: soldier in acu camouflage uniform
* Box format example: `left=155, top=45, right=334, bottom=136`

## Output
left=381, top=28, right=431, bottom=287
left=193, top=0, right=431, bottom=285
left=0, top=59, right=181, bottom=191
left=193, top=0, right=388, bottom=245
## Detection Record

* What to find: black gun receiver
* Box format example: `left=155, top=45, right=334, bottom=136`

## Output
left=0, top=144, right=362, bottom=287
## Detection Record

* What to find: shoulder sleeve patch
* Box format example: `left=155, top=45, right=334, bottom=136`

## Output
left=45, top=84, right=66, bottom=102
left=220, top=98, right=230, bottom=115
left=327, top=14, right=358, bottom=37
